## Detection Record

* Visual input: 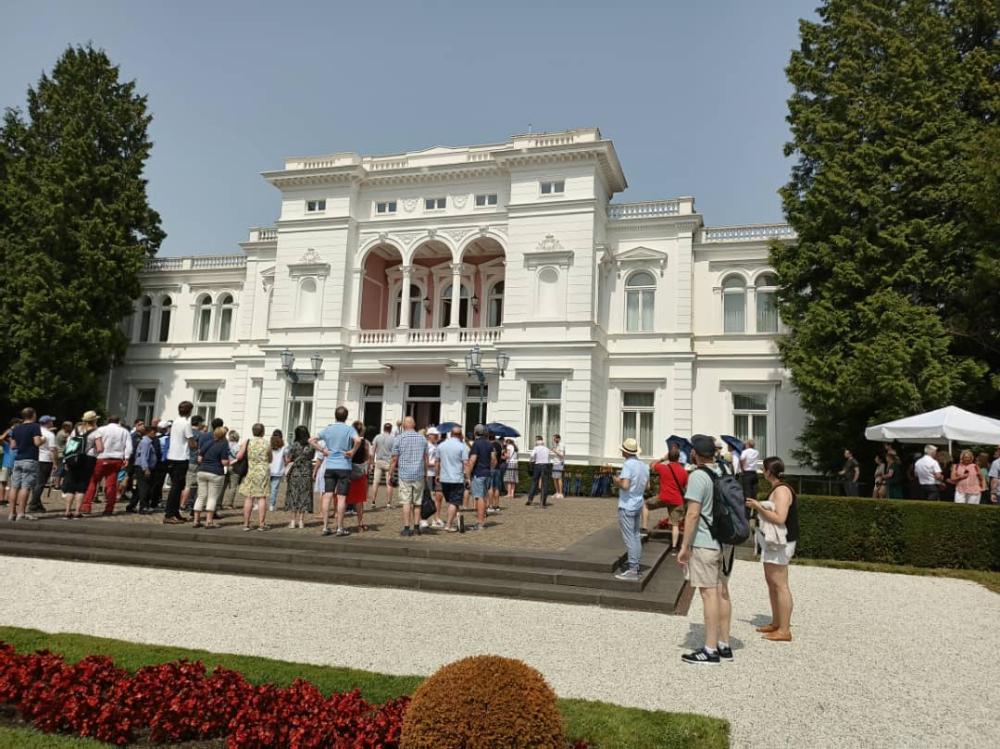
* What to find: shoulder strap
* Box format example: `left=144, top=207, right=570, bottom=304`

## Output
left=668, top=463, right=685, bottom=497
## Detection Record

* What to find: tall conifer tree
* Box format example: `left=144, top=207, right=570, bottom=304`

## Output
left=0, top=45, right=164, bottom=415
left=773, top=0, right=1000, bottom=468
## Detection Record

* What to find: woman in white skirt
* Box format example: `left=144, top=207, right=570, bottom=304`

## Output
left=744, top=456, right=799, bottom=643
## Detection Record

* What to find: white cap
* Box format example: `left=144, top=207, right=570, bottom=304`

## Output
left=426, top=426, right=440, bottom=436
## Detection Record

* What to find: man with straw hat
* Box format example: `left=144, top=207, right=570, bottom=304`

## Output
left=613, top=437, right=649, bottom=581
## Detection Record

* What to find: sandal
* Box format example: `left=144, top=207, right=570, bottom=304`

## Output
left=762, top=631, right=793, bottom=642
left=357, top=524, right=368, bottom=532
left=243, top=525, right=251, bottom=532
left=204, top=522, right=221, bottom=529
left=192, top=522, right=203, bottom=528
left=756, top=623, right=779, bottom=633
left=257, top=525, right=270, bottom=532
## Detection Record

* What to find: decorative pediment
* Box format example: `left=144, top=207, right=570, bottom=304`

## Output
left=524, top=234, right=573, bottom=269
left=612, top=246, right=668, bottom=278
left=287, top=249, right=329, bottom=279
left=260, top=266, right=275, bottom=292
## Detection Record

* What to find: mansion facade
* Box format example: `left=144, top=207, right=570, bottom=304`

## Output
left=110, top=128, right=807, bottom=466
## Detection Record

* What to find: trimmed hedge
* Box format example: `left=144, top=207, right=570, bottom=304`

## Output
left=795, top=495, right=1000, bottom=571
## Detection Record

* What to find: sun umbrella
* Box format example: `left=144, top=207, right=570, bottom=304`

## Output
left=666, top=435, right=693, bottom=455
left=720, top=435, right=745, bottom=453
left=486, top=422, right=520, bottom=438
left=435, top=421, right=461, bottom=434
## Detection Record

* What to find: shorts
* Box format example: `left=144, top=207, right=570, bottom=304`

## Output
left=397, top=479, right=423, bottom=505
left=441, top=481, right=464, bottom=507
left=426, top=475, right=440, bottom=495
left=759, top=538, right=797, bottom=566
left=551, top=466, right=563, bottom=479
left=11, top=460, right=40, bottom=490
left=0, top=466, right=9, bottom=483
left=685, top=546, right=730, bottom=589
left=490, top=468, right=504, bottom=491
left=954, top=491, right=981, bottom=505
left=471, top=475, right=489, bottom=499
left=186, top=463, right=199, bottom=486
left=323, top=469, right=351, bottom=497
left=667, top=503, right=685, bottom=527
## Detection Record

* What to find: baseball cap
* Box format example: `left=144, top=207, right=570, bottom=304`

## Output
left=690, top=434, right=717, bottom=459
left=39, top=415, right=56, bottom=425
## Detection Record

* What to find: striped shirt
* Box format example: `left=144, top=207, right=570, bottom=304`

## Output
left=392, top=430, right=428, bottom=481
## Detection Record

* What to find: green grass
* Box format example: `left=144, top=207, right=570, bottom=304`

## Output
left=793, top=558, right=1000, bottom=594
left=0, top=726, right=106, bottom=747
left=0, top=627, right=729, bottom=749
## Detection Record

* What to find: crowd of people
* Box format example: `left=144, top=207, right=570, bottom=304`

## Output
left=608, top=432, right=796, bottom=665
left=843, top=444, right=1000, bottom=503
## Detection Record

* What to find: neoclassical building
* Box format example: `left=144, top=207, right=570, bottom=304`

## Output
left=110, top=128, right=807, bottom=465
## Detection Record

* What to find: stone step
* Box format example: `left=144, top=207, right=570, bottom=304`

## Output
left=1, top=520, right=619, bottom=573
left=0, top=527, right=657, bottom=593
left=0, top=535, right=676, bottom=614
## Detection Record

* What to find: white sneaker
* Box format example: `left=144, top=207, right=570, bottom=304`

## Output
left=431, top=519, right=445, bottom=528
left=297, top=518, right=305, bottom=529
left=21, top=514, right=37, bottom=521
left=419, top=520, right=429, bottom=529
left=288, top=521, right=296, bottom=529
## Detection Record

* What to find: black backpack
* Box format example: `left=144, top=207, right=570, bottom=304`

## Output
left=697, top=465, right=751, bottom=573
left=63, top=429, right=89, bottom=468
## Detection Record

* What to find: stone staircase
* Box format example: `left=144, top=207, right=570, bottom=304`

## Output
left=0, top=520, right=692, bottom=614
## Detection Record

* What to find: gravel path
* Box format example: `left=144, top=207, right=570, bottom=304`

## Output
left=1, top=557, right=997, bottom=748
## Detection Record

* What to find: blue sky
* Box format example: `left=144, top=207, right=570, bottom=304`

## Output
left=4, top=0, right=818, bottom=256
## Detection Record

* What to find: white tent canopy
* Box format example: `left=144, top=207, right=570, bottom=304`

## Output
left=865, top=406, right=1000, bottom=445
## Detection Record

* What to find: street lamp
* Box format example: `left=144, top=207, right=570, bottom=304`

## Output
left=281, top=349, right=323, bottom=433
left=464, top=345, right=510, bottom=426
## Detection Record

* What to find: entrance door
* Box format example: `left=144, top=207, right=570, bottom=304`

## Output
left=363, top=401, right=382, bottom=443
left=405, top=401, right=441, bottom=428
left=464, top=385, right=487, bottom=433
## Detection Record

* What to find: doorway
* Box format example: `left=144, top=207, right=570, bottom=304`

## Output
left=362, top=385, right=383, bottom=443
left=464, top=384, right=487, bottom=434
left=404, top=383, right=441, bottom=428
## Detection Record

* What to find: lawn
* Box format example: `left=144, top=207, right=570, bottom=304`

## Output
left=793, top=558, right=1000, bottom=594
left=0, top=627, right=729, bottom=749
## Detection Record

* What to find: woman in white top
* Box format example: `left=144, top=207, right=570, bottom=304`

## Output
left=503, top=439, right=519, bottom=501
left=268, top=430, right=286, bottom=511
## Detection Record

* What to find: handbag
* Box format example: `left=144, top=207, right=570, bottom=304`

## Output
left=351, top=462, right=365, bottom=481
left=230, top=440, right=249, bottom=478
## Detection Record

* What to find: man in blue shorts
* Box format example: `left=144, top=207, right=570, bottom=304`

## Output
left=311, top=405, right=361, bottom=537
left=437, top=426, right=470, bottom=532
left=467, top=424, right=494, bottom=531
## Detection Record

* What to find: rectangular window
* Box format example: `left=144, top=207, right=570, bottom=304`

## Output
left=286, top=382, right=314, bottom=436
left=465, top=385, right=488, bottom=432
left=475, top=193, right=498, bottom=207
left=733, top=393, right=769, bottom=457
left=135, top=388, right=156, bottom=425
left=540, top=180, right=565, bottom=195
left=306, top=199, right=326, bottom=212
left=406, top=384, right=441, bottom=399
left=376, top=201, right=397, bottom=214
left=364, top=385, right=384, bottom=398
left=756, top=291, right=778, bottom=333
left=424, top=197, right=446, bottom=211
left=527, top=382, right=561, bottom=443
left=621, top=392, right=654, bottom=453
left=195, top=389, right=218, bottom=423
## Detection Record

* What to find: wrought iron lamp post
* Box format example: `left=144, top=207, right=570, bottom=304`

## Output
left=463, top=345, right=510, bottom=425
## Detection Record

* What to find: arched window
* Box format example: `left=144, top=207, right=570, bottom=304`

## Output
left=297, top=279, right=318, bottom=323
left=537, top=268, right=559, bottom=318
left=394, top=283, right=423, bottom=328
left=755, top=274, right=778, bottom=333
left=137, top=296, right=152, bottom=342
left=158, top=296, right=172, bottom=342
left=625, top=271, right=656, bottom=332
left=722, top=276, right=746, bottom=333
left=218, top=293, right=235, bottom=340
left=487, top=281, right=504, bottom=327
left=441, top=283, right=470, bottom=328
left=196, top=295, right=213, bottom=341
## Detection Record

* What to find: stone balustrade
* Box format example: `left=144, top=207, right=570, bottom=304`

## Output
left=702, top=223, right=797, bottom=242
left=143, top=255, right=247, bottom=273
left=353, top=327, right=502, bottom=347
left=144, top=257, right=182, bottom=271
left=249, top=227, right=277, bottom=241
left=607, top=200, right=682, bottom=220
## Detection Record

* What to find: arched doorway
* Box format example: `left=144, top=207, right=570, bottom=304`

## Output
left=457, top=236, right=505, bottom=328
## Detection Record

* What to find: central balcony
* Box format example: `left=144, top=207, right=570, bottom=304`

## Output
left=351, top=327, right=503, bottom=347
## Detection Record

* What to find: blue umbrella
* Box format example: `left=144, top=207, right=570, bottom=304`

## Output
left=720, top=435, right=745, bottom=453
left=436, top=421, right=461, bottom=434
left=666, top=435, right=693, bottom=455
left=486, top=422, right=520, bottom=438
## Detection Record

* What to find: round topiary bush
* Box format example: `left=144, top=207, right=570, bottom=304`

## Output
left=400, top=655, right=564, bottom=749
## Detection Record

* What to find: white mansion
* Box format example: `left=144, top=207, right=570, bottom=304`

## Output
left=110, top=128, right=806, bottom=465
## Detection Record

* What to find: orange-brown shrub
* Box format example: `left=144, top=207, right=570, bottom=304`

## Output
left=400, top=655, right=564, bottom=749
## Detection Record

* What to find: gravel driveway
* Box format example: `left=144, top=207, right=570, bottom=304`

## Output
left=1, top=557, right=997, bottom=748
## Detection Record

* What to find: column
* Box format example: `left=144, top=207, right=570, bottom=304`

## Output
left=347, top=268, right=363, bottom=330
left=449, top=263, right=462, bottom=328
left=399, top=266, right=412, bottom=329
left=746, top=287, right=757, bottom=334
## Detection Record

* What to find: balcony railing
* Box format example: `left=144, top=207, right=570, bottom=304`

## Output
left=144, top=257, right=182, bottom=271
left=143, top=255, right=247, bottom=272
left=248, top=227, right=277, bottom=242
left=607, top=198, right=696, bottom=220
left=353, top=327, right=503, bottom=347
left=702, top=223, right=797, bottom=242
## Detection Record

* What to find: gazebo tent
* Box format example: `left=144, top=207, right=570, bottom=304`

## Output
left=864, top=406, right=1000, bottom=445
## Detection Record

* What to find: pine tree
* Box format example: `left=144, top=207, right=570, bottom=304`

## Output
left=0, top=44, right=164, bottom=416
left=773, top=0, right=1000, bottom=469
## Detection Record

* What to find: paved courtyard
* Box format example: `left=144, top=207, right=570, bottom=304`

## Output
left=1, top=557, right=997, bottom=748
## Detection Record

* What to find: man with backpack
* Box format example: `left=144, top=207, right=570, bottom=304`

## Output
left=678, top=434, right=750, bottom=665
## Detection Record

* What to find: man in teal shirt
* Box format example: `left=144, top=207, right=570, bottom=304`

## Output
left=613, top=438, right=649, bottom=580
left=678, top=434, right=733, bottom=665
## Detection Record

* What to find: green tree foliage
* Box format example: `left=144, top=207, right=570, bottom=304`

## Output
left=0, top=44, right=164, bottom=416
left=773, top=0, right=1000, bottom=470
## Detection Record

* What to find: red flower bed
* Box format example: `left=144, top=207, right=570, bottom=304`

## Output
left=0, top=642, right=408, bottom=747
left=0, top=643, right=589, bottom=748
left=655, top=517, right=684, bottom=530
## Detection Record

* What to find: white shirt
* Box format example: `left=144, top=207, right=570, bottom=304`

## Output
left=551, top=442, right=565, bottom=466
left=96, top=423, right=131, bottom=460
left=270, top=445, right=286, bottom=477
left=427, top=442, right=438, bottom=477
left=915, top=454, right=942, bottom=486
left=530, top=443, right=550, bottom=465
left=740, top=448, right=760, bottom=473
left=989, top=458, right=1000, bottom=480
left=167, top=418, right=194, bottom=461
left=39, top=428, right=57, bottom=463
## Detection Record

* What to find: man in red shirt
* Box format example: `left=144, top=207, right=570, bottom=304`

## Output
left=645, top=445, right=689, bottom=554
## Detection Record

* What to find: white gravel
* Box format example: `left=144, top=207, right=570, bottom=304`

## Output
left=1, top=557, right=998, bottom=748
